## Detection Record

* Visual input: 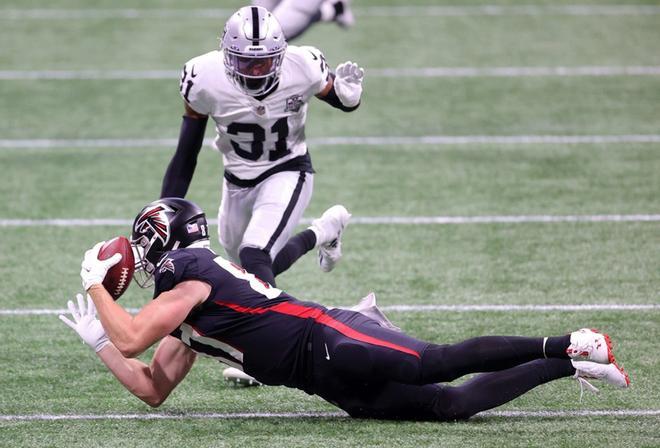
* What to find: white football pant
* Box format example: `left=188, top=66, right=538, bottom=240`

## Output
left=218, top=171, right=314, bottom=263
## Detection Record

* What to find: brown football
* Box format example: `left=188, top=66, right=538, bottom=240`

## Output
left=99, top=236, right=135, bottom=300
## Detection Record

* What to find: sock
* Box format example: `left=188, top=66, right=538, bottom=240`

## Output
left=333, top=1, right=345, bottom=17
left=544, top=335, right=572, bottom=359
left=272, top=229, right=317, bottom=277
left=239, top=247, right=275, bottom=286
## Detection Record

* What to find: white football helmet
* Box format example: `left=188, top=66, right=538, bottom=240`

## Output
left=221, top=6, right=287, bottom=97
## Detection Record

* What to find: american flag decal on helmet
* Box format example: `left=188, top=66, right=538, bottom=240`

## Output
left=134, top=204, right=173, bottom=244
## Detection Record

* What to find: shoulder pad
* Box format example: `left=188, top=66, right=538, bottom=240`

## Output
left=153, top=250, right=196, bottom=294
left=290, top=45, right=330, bottom=92
left=179, top=51, right=218, bottom=112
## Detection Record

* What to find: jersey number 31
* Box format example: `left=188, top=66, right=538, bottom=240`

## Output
left=227, top=118, right=290, bottom=162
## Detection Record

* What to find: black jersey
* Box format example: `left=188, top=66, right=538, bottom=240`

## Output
left=153, top=247, right=325, bottom=388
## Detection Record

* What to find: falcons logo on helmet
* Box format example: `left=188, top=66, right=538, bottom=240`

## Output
left=134, top=204, right=173, bottom=244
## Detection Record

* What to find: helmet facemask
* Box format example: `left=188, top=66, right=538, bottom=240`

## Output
left=131, top=233, right=160, bottom=288
left=224, top=48, right=285, bottom=96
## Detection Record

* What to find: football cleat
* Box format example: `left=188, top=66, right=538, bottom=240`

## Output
left=572, top=360, right=630, bottom=398
left=310, top=205, right=351, bottom=273
left=222, top=367, right=262, bottom=387
left=566, top=328, right=615, bottom=364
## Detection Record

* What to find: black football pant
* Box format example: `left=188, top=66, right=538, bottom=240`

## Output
left=309, top=309, right=575, bottom=421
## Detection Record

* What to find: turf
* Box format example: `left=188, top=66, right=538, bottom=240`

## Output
left=0, top=0, right=658, bottom=446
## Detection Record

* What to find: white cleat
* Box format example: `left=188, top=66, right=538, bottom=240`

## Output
left=222, top=367, right=262, bottom=387
left=310, top=205, right=351, bottom=273
left=572, top=360, right=630, bottom=393
left=567, top=328, right=615, bottom=364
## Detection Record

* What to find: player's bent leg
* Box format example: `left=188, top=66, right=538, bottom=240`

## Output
left=239, top=246, right=276, bottom=286
left=243, top=171, right=313, bottom=278
left=218, top=179, right=255, bottom=263
left=272, top=228, right=317, bottom=276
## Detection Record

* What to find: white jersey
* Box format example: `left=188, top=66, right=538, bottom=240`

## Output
left=179, top=45, right=330, bottom=182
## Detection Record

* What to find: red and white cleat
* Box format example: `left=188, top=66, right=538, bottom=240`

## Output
left=567, top=328, right=615, bottom=364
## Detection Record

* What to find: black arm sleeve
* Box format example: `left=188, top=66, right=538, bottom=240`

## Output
left=160, top=115, right=208, bottom=198
left=318, top=74, right=360, bottom=112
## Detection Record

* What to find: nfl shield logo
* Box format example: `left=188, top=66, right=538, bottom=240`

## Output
left=255, top=105, right=266, bottom=115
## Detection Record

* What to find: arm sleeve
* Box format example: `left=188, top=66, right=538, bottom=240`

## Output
left=318, top=73, right=360, bottom=112
left=160, top=115, right=208, bottom=198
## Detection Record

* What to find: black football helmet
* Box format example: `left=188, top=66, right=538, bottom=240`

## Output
left=131, top=198, right=209, bottom=287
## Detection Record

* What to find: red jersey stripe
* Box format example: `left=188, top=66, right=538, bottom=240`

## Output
left=214, top=300, right=420, bottom=359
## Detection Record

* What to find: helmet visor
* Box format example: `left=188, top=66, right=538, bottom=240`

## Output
left=233, top=55, right=276, bottom=78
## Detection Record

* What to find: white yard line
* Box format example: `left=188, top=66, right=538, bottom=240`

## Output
left=2, top=134, right=660, bottom=150
left=2, top=304, right=658, bottom=316
left=1, top=215, right=659, bottom=228
left=1, top=5, right=659, bottom=20
left=381, top=304, right=660, bottom=312
left=2, top=66, right=660, bottom=80
left=0, top=409, right=657, bottom=421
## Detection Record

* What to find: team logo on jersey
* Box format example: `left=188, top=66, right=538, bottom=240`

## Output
left=284, top=94, right=303, bottom=112
left=158, top=257, right=176, bottom=275
left=134, top=204, right=173, bottom=244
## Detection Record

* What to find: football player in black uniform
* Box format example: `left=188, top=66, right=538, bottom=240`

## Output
left=62, top=198, right=629, bottom=420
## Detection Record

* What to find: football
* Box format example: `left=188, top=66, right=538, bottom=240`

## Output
left=99, top=236, right=135, bottom=300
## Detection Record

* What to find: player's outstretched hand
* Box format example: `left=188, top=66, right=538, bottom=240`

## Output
left=59, top=293, right=110, bottom=352
left=80, top=241, right=122, bottom=291
left=334, top=61, right=364, bottom=107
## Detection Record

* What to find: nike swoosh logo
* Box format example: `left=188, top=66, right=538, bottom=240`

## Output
left=324, top=343, right=330, bottom=360
left=307, top=50, right=318, bottom=61
left=190, top=65, right=198, bottom=78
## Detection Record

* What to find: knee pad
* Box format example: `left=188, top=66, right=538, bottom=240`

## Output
left=239, top=246, right=275, bottom=286
left=431, top=386, right=471, bottom=421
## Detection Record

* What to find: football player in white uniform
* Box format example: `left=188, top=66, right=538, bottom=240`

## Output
left=252, top=0, right=354, bottom=40
left=160, top=6, right=364, bottom=291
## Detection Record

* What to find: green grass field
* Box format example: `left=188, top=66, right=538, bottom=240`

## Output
left=1, top=0, right=659, bottom=446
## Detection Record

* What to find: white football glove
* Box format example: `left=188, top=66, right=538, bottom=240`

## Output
left=334, top=61, right=364, bottom=108
left=80, top=241, right=122, bottom=291
left=59, top=293, right=110, bottom=353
